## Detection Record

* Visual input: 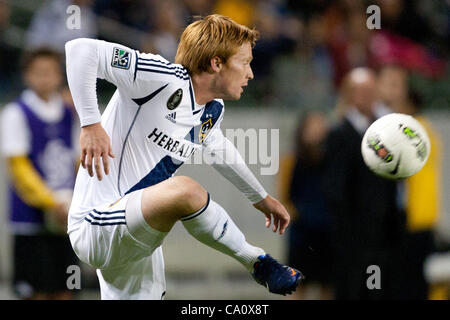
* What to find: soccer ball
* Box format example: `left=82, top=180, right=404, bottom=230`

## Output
left=361, top=113, right=430, bottom=179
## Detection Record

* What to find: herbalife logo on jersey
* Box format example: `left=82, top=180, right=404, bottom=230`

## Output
left=147, top=127, right=280, bottom=175
left=148, top=127, right=199, bottom=160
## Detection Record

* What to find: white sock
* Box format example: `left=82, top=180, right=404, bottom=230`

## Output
left=181, top=194, right=265, bottom=272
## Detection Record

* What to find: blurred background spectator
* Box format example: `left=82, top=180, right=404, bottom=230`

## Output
left=0, top=0, right=448, bottom=299
left=271, top=12, right=335, bottom=111
left=139, top=0, right=185, bottom=62
left=25, top=0, right=97, bottom=53
left=0, top=48, right=79, bottom=299
left=0, top=0, right=19, bottom=96
left=277, top=111, right=333, bottom=300
left=322, top=68, right=405, bottom=299
left=0, top=0, right=448, bottom=108
left=378, top=65, right=443, bottom=299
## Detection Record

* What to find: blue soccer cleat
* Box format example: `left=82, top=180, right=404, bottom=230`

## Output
left=252, top=254, right=304, bottom=295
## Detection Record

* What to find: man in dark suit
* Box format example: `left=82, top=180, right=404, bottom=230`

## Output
left=322, top=68, right=406, bottom=299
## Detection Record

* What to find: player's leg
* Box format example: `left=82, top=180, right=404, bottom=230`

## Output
left=136, top=175, right=264, bottom=271
left=137, top=176, right=303, bottom=295
left=96, top=247, right=166, bottom=300
left=138, top=176, right=209, bottom=232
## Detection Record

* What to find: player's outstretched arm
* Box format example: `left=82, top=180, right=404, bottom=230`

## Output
left=253, top=195, right=290, bottom=235
left=204, top=128, right=291, bottom=234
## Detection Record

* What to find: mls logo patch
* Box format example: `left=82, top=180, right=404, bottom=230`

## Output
left=111, top=47, right=131, bottom=69
left=167, top=89, right=183, bottom=110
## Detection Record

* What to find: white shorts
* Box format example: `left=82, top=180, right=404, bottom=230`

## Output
left=68, top=189, right=168, bottom=299
left=69, top=189, right=167, bottom=270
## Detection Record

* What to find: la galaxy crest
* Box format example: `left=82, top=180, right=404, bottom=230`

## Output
left=167, top=89, right=183, bottom=110
left=199, top=118, right=213, bottom=143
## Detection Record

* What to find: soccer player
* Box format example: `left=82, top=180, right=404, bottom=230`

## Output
left=65, top=14, right=303, bottom=299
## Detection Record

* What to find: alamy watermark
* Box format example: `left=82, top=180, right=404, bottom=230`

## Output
left=67, top=4, right=381, bottom=33
left=175, top=128, right=280, bottom=176
left=66, top=5, right=81, bottom=30
left=366, top=265, right=381, bottom=290
left=66, top=265, right=81, bottom=290
left=366, top=5, right=381, bottom=30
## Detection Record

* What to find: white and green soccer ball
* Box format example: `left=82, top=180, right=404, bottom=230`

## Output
left=361, top=113, right=430, bottom=179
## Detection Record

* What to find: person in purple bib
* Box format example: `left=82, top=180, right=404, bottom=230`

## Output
left=0, top=48, right=79, bottom=300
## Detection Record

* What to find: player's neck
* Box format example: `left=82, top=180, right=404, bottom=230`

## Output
left=191, top=73, right=216, bottom=105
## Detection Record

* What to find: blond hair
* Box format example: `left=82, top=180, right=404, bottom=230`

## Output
left=175, top=14, right=259, bottom=75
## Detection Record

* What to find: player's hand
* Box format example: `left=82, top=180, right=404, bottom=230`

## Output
left=253, top=195, right=290, bottom=235
left=80, top=122, right=115, bottom=181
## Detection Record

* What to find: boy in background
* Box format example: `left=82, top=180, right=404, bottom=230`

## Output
left=1, top=48, right=78, bottom=300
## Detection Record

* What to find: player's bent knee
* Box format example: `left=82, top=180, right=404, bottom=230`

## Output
left=170, top=176, right=208, bottom=214
left=139, top=176, right=208, bottom=229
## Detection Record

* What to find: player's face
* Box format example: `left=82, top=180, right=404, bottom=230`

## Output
left=216, top=42, right=254, bottom=100
left=24, top=57, right=62, bottom=99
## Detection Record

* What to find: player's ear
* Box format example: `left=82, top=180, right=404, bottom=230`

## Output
left=209, top=56, right=223, bottom=73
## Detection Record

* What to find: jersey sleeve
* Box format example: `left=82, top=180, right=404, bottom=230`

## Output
left=134, top=51, right=190, bottom=83
left=66, top=38, right=189, bottom=127
left=65, top=38, right=104, bottom=126
left=95, top=40, right=138, bottom=92
left=94, top=40, right=188, bottom=90
left=203, top=108, right=268, bottom=204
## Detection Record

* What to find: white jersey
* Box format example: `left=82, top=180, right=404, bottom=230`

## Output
left=66, top=38, right=267, bottom=234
